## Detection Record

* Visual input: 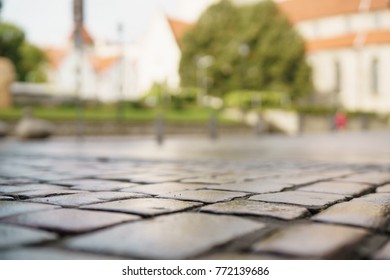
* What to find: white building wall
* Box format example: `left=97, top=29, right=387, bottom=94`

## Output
left=55, top=50, right=96, bottom=99
left=297, top=10, right=390, bottom=41
left=136, top=12, right=181, bottom=96
left=308, top=45, right=390, bottom=113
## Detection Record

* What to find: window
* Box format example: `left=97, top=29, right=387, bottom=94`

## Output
left=371, top=58, right=379, bottom=95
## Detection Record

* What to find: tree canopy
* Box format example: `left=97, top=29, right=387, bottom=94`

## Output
left=179, top=0, right=312, bottom=101
left=0, top=22, right=47, bottom=82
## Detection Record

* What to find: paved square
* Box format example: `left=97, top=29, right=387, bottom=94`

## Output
left=0, top=132, right=389, bottom=259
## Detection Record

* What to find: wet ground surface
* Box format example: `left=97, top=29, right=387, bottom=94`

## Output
left=0, top=131, right=389, bottom=259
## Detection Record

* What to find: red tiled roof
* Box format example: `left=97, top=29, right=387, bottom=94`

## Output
left=277, top=0, right=390, bottom=23
left=45, top=48, right=68, bottom=69
left=166, top=17, right=193, bottom=46
left=69, top=25, right=94, bottom=45
left=90, top=55, right=120, bottom=73
left=306, top=30, right=390, bottom=52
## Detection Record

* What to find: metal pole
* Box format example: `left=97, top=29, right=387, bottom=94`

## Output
left=0, top=0, right=3, bottom=20
left=75, top=50, right=85, bottom=139
left=253, top=93, right=262, bottom=136
left=155, top=83, right=166, bottom=145
left=208, top=110, right=218, bottom=140
left=116, top=23, right=125, bottom=122
left=73, top=0, right=84, bottom=139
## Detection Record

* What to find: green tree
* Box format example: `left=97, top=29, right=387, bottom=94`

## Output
left=0, top=22, right=47, bottom=82
left=179, top=0, right=312, bottom=101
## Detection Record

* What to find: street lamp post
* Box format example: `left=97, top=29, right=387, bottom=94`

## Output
left=116, top=22, right=125, bottom=122
left=238, top=43, right=262, bottom=135
left=238, top=43, right=249, bottom=121
left=196, top=55, right=216, bottom=140
left=73, top=0, right=84, bottom=139
left=196, top=55, right=214, bottom=106
left=0, top=0, right=3, bottom=19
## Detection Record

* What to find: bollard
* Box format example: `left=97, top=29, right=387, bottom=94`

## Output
left=255, top=112, right=263, bottom=136
left=155, top=113, right=165, bottom=146
left=208, top=111, right=218, bottom=140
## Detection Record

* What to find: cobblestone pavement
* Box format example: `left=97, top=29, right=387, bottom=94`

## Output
left=0, top=132, right=389, bottom=260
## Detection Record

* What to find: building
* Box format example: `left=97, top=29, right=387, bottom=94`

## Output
left=277, top=0, right=390, bottom=113
left=177, top=0, right=390, bottom=113
left=44, top=12, right=191, bottom=102
left=43, top=0, right=390, bottom=112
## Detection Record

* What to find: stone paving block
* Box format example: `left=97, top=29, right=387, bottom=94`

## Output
left=181, top=175, right=237, bottom=184
left=0, top=201, right=59, bottom=219
left=64, top=212, right=265, bottom=259
left=0, top=184, right=65, bottom=194
left=158, top=189, right=248, bottom=203
left=201, top=200, right=310, bottom=220
left=82, top=198, right=201, bottom=216
left=120, top=182, right=202, bottom=196
left=252, top=223, right=367, bottom=258
left=24, top=173, right=81, bottom=182
left=0, top=224, right=57, bottom=249
left=269, top=175, right=327, bottom=186
left=373, top=241, right=390, bottom=259
left=53, top=179, right=135, bottom=191
left=377, top=184, right=390, bottom=193
left=28, top=192, right=146, bottom=207
left=200, top=252, right=284, bottom=260
left=353, top=193, right=390, bottom=204
left=205, top=180, right=292, bottom=194
left=313, top=200, right=390, bottom=229
left=0, top=247, right=121, bottom=260
left=12, top=188, right=83, bottom=199
left=298, top=181, right=373, bottom=196
left=0, top=195, right=14, bottom=201
left=120, top=174, right=188, bottom=184
left=0, top=178, right=36, bottom=185
left=3, top=208, right=139, bottom=233
left=337, top=172, right=390, bottom=185
left=250, top=191, right=346, bottom=209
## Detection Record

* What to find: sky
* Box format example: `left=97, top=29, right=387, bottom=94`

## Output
left=0, top=0, right=186, bottom=47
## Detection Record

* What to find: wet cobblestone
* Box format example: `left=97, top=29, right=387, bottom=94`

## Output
left=201, top=200, right=309, bottom=220
left=252, top=223, right=367, bottom=258
left=0, top=133, right=389, bottom=259
left=249, top=191, right=347, bottom=209
left=3, top=208, right=139, bottom=233
left=0, top=224, right=57, bottom=249
left=81, top=198, right=201, bottom=216
left=64, top=212, right=265, bottom=259
left=28, top=192, right=147, bottom=207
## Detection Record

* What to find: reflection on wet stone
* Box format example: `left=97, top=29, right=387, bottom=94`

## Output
left=64, top=213, right=265, bottom=259
left=204, top=180, right=292, bottom=194
left=0, top=247, right=121, bottom=260
left=3, top=208, right=139, bottom=233
left=298, top=181, right=373, bottom=196
left=120, top=182, right=202, bottom=195
left=158, top=189, right=248, bottom=203
left=0, top=201, right=59, bottom=219
left=0, top=135, right=389, bottom=259
left=81, top=198, right=201, bottom=216
left=0, top=224, right=57, bottom=249
left=201, top=200, right=310, bottom=220
left=250, top=191, right=346, bottom=209
left=376, top=184, right=390, bottom=193
left=28, top=192, right=147, bottom=207
left=252, top=223, right=367, bottom=258
left=374, top=241, right=390, bottom=259
left=313, top=200, right=390, bottom=229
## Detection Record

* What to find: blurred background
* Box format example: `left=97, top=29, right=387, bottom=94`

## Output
left=0, top=0, right=389, bottom=140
